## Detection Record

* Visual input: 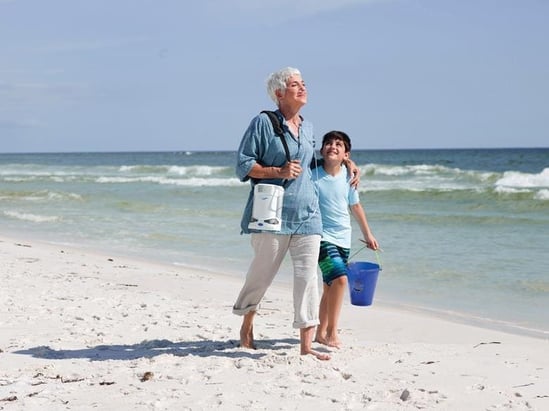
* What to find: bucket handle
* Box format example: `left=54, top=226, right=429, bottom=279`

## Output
left=348, top=240, right=383, bottom=269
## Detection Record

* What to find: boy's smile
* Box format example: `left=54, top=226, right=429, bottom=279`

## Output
left=321, top=140, right=349, bottom=163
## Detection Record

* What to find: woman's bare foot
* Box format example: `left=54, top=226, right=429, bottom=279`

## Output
left=239, top=311, right=256, bottom=349
left=301, top=348, right=331, bottom=361
left=239, top=324, right=255, bottom=349
left=301, top=326, right=331, bottom=360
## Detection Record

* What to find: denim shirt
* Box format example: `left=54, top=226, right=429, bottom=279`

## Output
left=236, top=110, right=322, bottom=235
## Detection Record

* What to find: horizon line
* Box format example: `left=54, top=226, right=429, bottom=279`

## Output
left=1, top=146, right=548, bottom=155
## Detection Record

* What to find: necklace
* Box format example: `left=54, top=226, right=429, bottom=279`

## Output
left=290, top=117, right=301, bottom=128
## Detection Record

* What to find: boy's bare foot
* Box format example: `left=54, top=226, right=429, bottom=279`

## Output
left=326, top=336, right=342, bottom=349
left=315, top=334, right=342, bottom=349
left=314, top=334, right=328, bottom=345
left=314, top=331, right=326, bottom=344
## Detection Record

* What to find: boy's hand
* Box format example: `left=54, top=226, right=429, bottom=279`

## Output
left=360, top=237, right=380, bottom=251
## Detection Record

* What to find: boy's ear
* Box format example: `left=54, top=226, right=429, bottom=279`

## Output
left=344, top=151, right=350, bottom=160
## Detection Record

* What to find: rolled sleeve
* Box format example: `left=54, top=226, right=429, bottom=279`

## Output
left=236, top=153, right=256, bottom=182
left=235, top=117, right=264, bottom=182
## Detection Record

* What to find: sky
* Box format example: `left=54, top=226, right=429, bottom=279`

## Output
left=1, top=0, right=548, bottom=153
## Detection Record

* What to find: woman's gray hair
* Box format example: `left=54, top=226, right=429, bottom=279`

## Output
left=266, top=67, right=301, bottom=105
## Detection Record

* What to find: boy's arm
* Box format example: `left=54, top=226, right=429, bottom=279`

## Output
left=350, top=202, right=379, bottom=250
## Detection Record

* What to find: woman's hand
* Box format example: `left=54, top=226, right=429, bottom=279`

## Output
left=248, top=160, right=302, bottom=180
left=344, top=158, right=361, bottom=188
left=280, top=159, right=302, bottom=180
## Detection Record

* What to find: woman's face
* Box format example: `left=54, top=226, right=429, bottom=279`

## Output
left=278, top=74, right=307, bottom=107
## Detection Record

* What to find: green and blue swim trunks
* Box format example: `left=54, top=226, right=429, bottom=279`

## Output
left=318, top=240, right=350, bottom=285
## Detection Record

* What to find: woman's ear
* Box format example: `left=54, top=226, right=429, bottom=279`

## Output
left=275, top=89, right=284, bottom=101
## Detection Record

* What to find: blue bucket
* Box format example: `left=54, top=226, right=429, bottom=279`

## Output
left=347, top=261, right=380, bottom=306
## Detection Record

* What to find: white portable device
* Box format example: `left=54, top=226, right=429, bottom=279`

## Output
left=248, top=183, right=284, bottom=231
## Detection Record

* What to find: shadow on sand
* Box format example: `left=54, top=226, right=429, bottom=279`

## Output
left=14, top=338, right=301, bottom=361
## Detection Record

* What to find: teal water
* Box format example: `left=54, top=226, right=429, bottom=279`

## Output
left=1, top=148, right=548, bottom=337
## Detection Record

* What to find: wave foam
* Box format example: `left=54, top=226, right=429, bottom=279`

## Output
left=3, top=210, right=60, bottom=223
left=119, top=165, right=229, bottom=177
left=496, top=168, right=549, bottom=189
left=97, top=176, right=242, bottom=187
left=364, top=164, right=463, bottom=177
left=534, top=189, right=549, bottom=201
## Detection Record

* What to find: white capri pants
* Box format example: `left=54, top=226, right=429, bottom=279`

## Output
left=232, top=233, right=321, bottom=329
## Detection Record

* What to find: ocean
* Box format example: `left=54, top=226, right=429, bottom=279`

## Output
left=1, top=148, right=548, bottom=338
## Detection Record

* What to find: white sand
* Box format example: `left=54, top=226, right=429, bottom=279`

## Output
left=0, top=235, right=547, bottom=410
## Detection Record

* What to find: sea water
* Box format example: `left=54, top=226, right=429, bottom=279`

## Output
left=1, top=149, right=548, bottom=337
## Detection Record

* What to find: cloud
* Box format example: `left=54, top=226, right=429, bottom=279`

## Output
left=0, top=68, right=65, bottom=76
left=36, top=36, right=149, bottom=54
left=228, top=0, right=378, bottom=11
left=204, top=0, right=382, bottom=22
left=0, top=81, right=90, bottom=109
left=0, top=118, right=43, bottom=130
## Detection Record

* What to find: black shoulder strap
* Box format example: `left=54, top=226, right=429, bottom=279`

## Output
left=261, top=110, right=291, bottom=162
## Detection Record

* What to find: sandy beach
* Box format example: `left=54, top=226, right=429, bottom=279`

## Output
left=0, top=235, right=547, bottom=410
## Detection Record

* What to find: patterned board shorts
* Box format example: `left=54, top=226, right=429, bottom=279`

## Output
left=318, top=240, right=350, bottom=285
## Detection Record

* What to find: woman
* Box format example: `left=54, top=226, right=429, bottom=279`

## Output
left=232, top=67, right=329, bottom=360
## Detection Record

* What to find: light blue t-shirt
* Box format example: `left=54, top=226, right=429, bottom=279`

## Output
left=236, top=110, right=322, bottom=235
left=312, top=165, right=360, bottom=248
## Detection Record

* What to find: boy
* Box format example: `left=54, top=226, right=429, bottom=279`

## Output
left=313, top=131, right=379, bottom=348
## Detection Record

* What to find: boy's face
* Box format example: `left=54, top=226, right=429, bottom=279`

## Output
left=321, top=138, right=349, bottom=163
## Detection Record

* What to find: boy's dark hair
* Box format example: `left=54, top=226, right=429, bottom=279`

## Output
left=322, top=130, right=352, bottom=153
